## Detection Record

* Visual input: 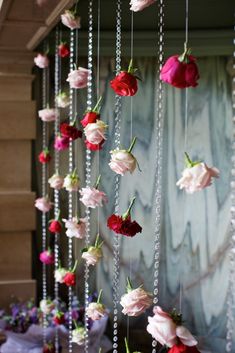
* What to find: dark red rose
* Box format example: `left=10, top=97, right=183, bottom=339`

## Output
left=43, top=343, right=55, bottom=353
left=60, top=122, right=82, bottom=140
left=63, top=271, right=76, bottom=286
left=53, top=312, right=65, bottom=325
left=81, top=111, right=100, bottom=127
left=110, top=71, right=138, bottom=96
left=38, top=150, right=51, bottom=164
left=160, top=55, right=199, bottom=88
left=48, top=220, right=62, bottom=233
left=58, top=43, right=70, bottom=58
left=85, top=139, right=105, bottom=151
left=168, top=343, right=200, bottom=353
left=107, top=214, right=142, bottom=237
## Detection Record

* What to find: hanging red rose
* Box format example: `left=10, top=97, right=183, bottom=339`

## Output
left=63, top=261, right=77, bottom=287
left=110, top=60, right=138, bottom=96
left=38, top=148, right=51, bottom=164
left=60, top=122, right=82, bottom=140
left=48, top=220, right=62, bottom=233
left=168, top=343, right=201, bottom=353
left=53, top=311, right=65, bottom=325
left=160, top=45, right=199, bottom=88
left=58, top=42, right=70, bottom=58
left=107, top=197, right=142, bottom=237
left=43, top=342, right=55, bottom=353
left=80, top=96, right=102, bottom=127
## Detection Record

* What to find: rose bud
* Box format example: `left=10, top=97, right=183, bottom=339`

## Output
left=48, top=173, right=64, bottom=190
left=35, top=196, right=53, bottom=213
left=80, top=96, right=102, bottom=127
left=72, top=326, right=85, bottom=345
left=40, top=299, right=55, bottom=315
left=87, top=289, right=106, bottom=321
left=62, top=217, right=87, bottom=239
left=34, top=53, right=49, bottom=69
left=66, top=67, right=89, bottom=89
left=58, top=42, right=70, bottom=58
left=109, top=136, right=138, bottom=176
left=38, top=108, right=57, bottom=122
left=54, top=135, right=70, bottom=151
left=38, top=148, right=51, bottom=164
left=130, top=0, right=156, bottom=12
left=54, top=267, right=67, bottom=283
left=168, top=343, right=200, bottom=353
left=176, top=152, right=219, bottom=194
left=107, top=197, right=142, bottom=237
left=63, top=261, right=77, bottom=286
left=120, top=278, right=152, bottom=317
left=53, top=311, right=65, bottom=325
left=79, top=175, right=108, bottom=209
left=39, top=249, right=54, bottom=265
left=82, top=235, right=103, bottom=266
left=56, top=91, right=70, bottom=108
left=61, top=10, right=81, bottom=30
left=43, top=342, right=55, bottom=353
left=63, top=169, right=80, bottom=192
left=60, top=122, right=82, bottom=140
left=48, top=211, right=62, bottom=234
left=110, top=59, right=138, bottom=96
left=160, top=44, right=200, bottom=88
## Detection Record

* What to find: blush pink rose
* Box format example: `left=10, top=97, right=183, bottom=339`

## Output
left=147, top=306, right=177, bottom=348
left=79, top=187, right=108, bottom=208
left=38, top=108, right=57, bottom=122
left=35, top=197, right=53, bottom=213
left=130, top=0, right=156, bottom=12
left=39, top=249, right=54, bottom=265
left=54, top=135, right=70, bottom=151
left=62, top=217, right=87, bottom=239
left=120, top=287, right=152, bottom=317
left=109, top=150, right=137, bottom=176
left=66, top=67, right=89, bottom=89
left=61, top=10, right=81, bottom=29
left=176, top=162, right=219, bottom=194
left=63, top=172, right=80, bottom=192
left=34, top=53, right=49, bottom=68
left=82, top=246, right=102, bottom=266
left=56, top=91, right=70, bottom=108
left=48, top=173, right=64, bottom=190
left=176, top=326, right=198, bottom=347
left=54, top=268, right=67, bottom=283
left=84, top=121, right=107, bottom=145
left=87, top=302, right=106, bottom=321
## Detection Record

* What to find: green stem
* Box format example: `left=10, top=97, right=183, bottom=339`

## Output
left=74, top=0, right=79, bottom=14
left=73, top=320, right=78, bottom=329
left=125, top=338, right=131, bottom=353
left=128, top=59, right=133, bottom=73
left=95, top=234, right=100, bottom=247
left=127, top=277, right=133, bottom=292
left=93, top=96, right=103, bottom=112
left=128, top=136, right=137, bottom=153
left=98, top=349, right=102, bottom=353
left=73, top=63, right=77, bottom=70
left=56, top=210, right=61, bottom=221
left=122, top=197, right=136, bottom=220
left=72, top=168, right=77, bottom=177
left=71, top=260, right=78, bottom=273
left=184, top=152, right=192, bottom=168
left=94, top=174, right=101, bottom=189
left=97, top=289, right=103, bottom=304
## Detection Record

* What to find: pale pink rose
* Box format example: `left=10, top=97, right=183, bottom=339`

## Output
left=84, top=121, right=107, bottom=145
left=72, top=327, right=85, bottom=345
left=109, top=150, right=137, bottom=176
left=62, top=217, right=87, bottom=239
left=176, top=326, right=198, bottom=347
left=39, top=250, right=54, bottom=265
left=34, top=53, right=49, bottom=68
left=61, top=10, right=81, bottom=30
left=56, top=91, right=70, bottom=108
left=48, top=173, right=64, bottom=190
left=87, top=302, right=106, bottom=321
left=147, top=306, right=177, bottom=347
left=39, top=299, right=55, bottom=315
left=130, top=0, right=156, bottom=12
left=176, top=162, right=219, bottom=194
left=66, top=67, right=89, bottom=89
left=35, top=197, right=53, bottom=213
left=54, top=268, right=67, bottom=283
left=38, top=108, right=57, bottom=122
left=120, top=287, right=152, bottom=317
left=82, top=247, right=102, bottom=266
left=79, top=187, right=108, bottom=208
left=63, top=173, right=80, bottom=191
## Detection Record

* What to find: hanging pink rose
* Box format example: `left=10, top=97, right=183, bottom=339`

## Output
left=147, top=306, right=177, bottom=347
left=61, top=10, right=81, bottom=30
left=34, top=53, right=49, bottom=68
left=63, top=170, right=80, bottom=192
left=56, top=91, right=70, bottom=108
left=35, top=197, right=53, bottom=213
left=62, top=217, right=87, bottom=239
left=109, top=150, right=137, bottom=176
left=120, top=286, right=153, bottom=317
left=38, top=108, right=57, bottom=122
left=176, top=154, right=219, bottom=194
left=66, top=67, right=89, bottom=89
left=39, top=249, right=54, bottom=265
left=84, top=120, right=107, bottom=145
left=54, top=135, right=70, bottom=151
left=130, top=0, right=156, bottom=12
left=79, top=187, right=108, bottom=208
left=48, top=173, right=64, bottom=190
left=82, top=246, right=102, bottom=266
left=176, top=326, right=198, bottom=347
left=87, top=302, right=106, bottom=321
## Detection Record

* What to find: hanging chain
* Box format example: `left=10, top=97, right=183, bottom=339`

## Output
left=68, top=28, right=75, bottom=353
left=112, top=1, right=122, bottom=353
left=84, top=1, right=93, bottom=352
left=152, top=1, right=165, bottom=352
left=226, top=17, right=235, bottom=353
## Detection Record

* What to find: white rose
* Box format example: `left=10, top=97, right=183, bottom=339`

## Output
left=109, top=150, right=137, bottom=176
left=82, top=247, right=102, bottom=266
